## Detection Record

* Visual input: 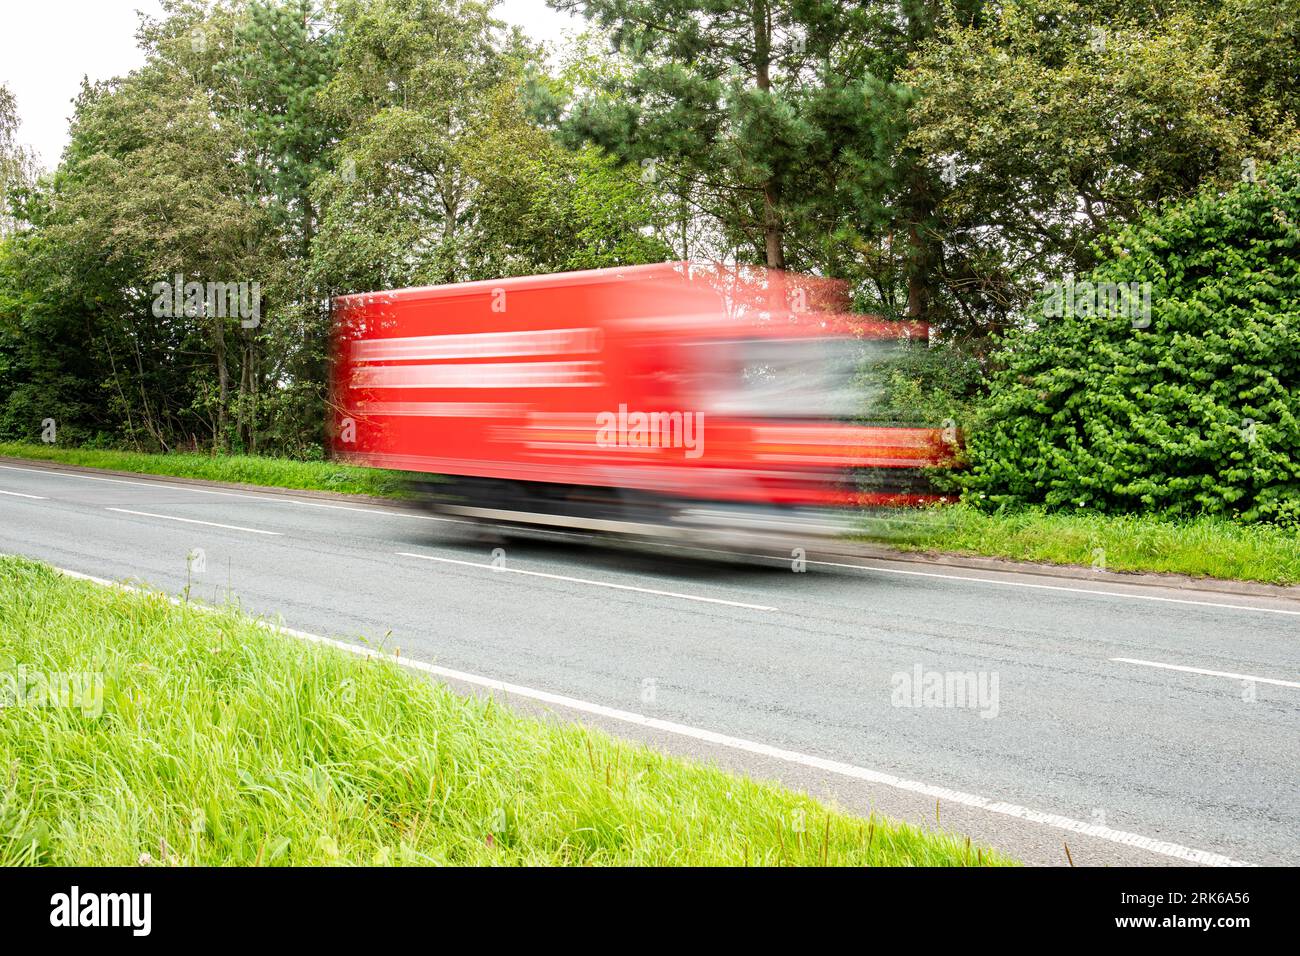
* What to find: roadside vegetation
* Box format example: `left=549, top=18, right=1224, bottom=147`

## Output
left=0, top=442, right=410, bottom=498
left=0, top=557, right=1008, bottom=867
left=857, top=506, right=1300, bottom=587
left=959, top=156, right=1300, bottom=528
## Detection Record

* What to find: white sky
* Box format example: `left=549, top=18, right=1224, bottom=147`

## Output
left=0, top=0, right=582, bottom=170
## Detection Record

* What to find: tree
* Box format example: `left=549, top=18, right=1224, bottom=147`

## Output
left=901, top=0, right=1298, bottom=333
left=310, top=0, right=519, bottom=290
left=73, top=70, right=269, bottom=448
left=0, top=83, right=39, bottom=237
left=312, top=0, right=669, bottom=291
left=549, top=0, right=893, bottom=273
left=456, top=82, right=672, bottom=277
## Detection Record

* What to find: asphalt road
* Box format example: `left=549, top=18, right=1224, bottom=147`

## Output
left=1, top=459, right=1297, bottom=867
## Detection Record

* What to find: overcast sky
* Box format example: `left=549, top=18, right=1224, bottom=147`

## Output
left=0, top=0, right=582, bottom=171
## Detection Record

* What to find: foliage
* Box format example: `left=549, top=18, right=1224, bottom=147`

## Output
left=964, top=156, right=1300, bottom=525
left=548, top=0, right=922, bottom=284
left=0, top=0, right=669, bottom=456
left=902, top=0, right=1300, bottom=332
left=0, top=84, right=39, bottom=236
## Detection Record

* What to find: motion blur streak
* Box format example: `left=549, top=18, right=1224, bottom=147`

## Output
left=330, top=262, right=955, bottom=549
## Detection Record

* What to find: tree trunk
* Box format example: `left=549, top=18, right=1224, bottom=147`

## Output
left=753, top=0, right=785, bottom=271
left=901, top=8, right=940, bottom=322
left=239, top=334, right=253, bottom=451
left=214, top=314, right=229, bottom=451
left=906, top=226, right=930, bottom=318
left=903, top=160, right=939, bottom=321
left=249, top=337, right=258, bottom=455
left=763, top=184, right=785, bottom=270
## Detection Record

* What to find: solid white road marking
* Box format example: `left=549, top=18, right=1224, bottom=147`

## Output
left=807, top=558, right=1300, bottom=617
left=106, top=508, right=283, bottom=536
left=0, top=488, right=47, bottom=499
left=1112, top=657, right=1300, bottom=689
left=397, top=550, right=777, bottom=611
left=24, top=560, right=1256, bottom=867
left=0, top=463, right=274, bottom=501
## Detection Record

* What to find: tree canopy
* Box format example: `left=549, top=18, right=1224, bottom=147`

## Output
left=0, top=0, right=1295, bottom=522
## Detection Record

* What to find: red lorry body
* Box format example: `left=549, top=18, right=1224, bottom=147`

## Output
left=330, top=262, right=948, bottom=512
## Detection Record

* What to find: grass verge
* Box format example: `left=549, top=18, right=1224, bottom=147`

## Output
left=0, top=442, right=410, bottom=498
left=856, top=504, right=1300, bottom=586
left=0, top=556, right=1006, bottom=866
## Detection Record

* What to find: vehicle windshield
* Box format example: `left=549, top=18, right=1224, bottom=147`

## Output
left=701, top=337, right=904, bottom=419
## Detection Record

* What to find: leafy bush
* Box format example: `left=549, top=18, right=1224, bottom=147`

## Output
left=859, top=340, right=985, bottom=428
left=964, top=155, right=1300, bottom=525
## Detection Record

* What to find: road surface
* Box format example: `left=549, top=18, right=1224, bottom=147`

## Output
left=1, top=459, right=1296, bottom=866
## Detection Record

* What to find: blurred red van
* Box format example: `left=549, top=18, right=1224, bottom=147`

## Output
left=331, top=261, right=951, bottom=544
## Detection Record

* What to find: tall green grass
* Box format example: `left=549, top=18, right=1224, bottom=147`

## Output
left=0, top=557, right=1005, bottom=867
left=857, top=504, right=1300, bottom=586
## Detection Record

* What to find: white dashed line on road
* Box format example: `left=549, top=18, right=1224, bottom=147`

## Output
left=397, top=550, right=777, bottom=611
left=106, top=508, right=283, bottom=536
left=1112, top=657, right=1300, bottom=689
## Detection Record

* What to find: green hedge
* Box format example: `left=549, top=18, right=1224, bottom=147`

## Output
left=965, top=155, right=1300, bottom=525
